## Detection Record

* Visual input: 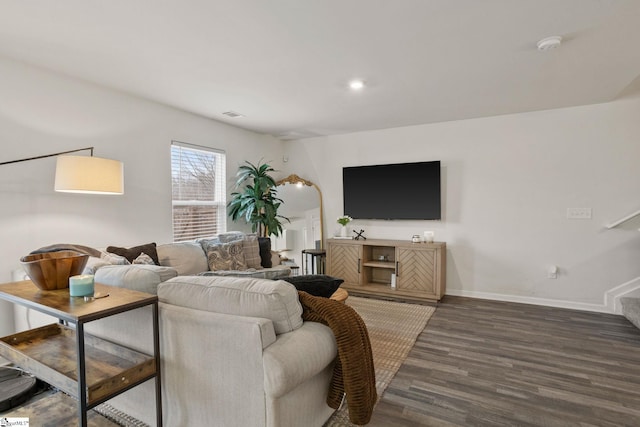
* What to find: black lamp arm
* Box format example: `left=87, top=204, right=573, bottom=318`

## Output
left=0, top=147, right=94, bottom=166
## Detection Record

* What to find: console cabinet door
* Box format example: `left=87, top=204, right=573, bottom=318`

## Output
left=327, top=242, right=362, bottom=285
left=396, top=247, right=439, bottom=298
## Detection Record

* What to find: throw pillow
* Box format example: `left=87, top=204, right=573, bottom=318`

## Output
left=202, top=240, right=247, bottom=271
left=242, top=234, right=262, bottom=269
left=82, top=256, right=111, bottom=274
left=133, top=252, right=155, bottom=265
left=100, top=252, right=131, bottom=265
left=217, top=231, right=245, bottom=243
left=282, top=275, right=344, bottom=298
left=270, top=251, right=281, bottom=266
left=214, top=232, right=262, bottom=269
left=157, top=242, right=209, bottom=275
left=258, top=237, right=272, bottom=268
left=106, top=243, right=160, bottom=265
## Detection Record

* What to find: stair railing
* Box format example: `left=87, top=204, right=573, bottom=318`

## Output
left=605, top=208, right=640, bottom=230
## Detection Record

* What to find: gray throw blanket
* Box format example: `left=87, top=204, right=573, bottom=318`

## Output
left=30, top=243, right=102, bottom=258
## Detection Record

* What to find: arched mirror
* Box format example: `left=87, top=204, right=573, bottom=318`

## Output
left=274, top=174, right=324, bottom=272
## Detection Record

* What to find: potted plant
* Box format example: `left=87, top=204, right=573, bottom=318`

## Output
left=337, top=215, right=352, bottom=237
left=227, top=160, right=289, bottom=237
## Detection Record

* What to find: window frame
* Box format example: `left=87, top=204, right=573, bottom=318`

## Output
left=170, top=141, right=226, bottom=242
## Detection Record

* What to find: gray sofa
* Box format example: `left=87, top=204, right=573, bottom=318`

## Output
left=86, top=274, right=338, bottom=427
left=92, top=233, right=291, bottom=293
left=81, top=233, right=338, bottom=426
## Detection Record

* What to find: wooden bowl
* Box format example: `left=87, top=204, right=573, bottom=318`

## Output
left=20, top=251, right=89, bottom=291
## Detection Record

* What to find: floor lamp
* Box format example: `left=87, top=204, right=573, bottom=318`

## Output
left=0, top=147, right=124, bottom=195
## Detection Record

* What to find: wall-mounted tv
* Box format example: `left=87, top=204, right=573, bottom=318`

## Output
left=343, top=161, right=441, bottom=220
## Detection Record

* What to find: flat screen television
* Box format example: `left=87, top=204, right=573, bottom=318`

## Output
left=343, top=161, right=441, bottom=220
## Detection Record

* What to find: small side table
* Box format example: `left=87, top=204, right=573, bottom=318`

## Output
left=330, top=288, right=349, bottom=304
left=302, top=249, right=326, bottom=275
left=0, top=281, right=162, bottom=427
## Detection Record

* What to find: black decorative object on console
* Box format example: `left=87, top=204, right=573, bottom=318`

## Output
left=354, top=229, right=366, bottom=240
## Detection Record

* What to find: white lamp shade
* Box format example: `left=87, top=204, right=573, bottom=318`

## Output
left=55, top=155, right=124, bottom=194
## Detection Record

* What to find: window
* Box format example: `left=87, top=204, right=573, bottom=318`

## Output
left=171, top=141, right=226, bottom=241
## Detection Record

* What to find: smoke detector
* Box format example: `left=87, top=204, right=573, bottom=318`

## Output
left=537, top=36, right=562, bottom=51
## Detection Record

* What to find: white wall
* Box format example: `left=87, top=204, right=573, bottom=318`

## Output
left=2, top=55, right=638, bottom=327
left=0, top=57, right=283, bottom=335
left=283, top=96, right=640, bottom=312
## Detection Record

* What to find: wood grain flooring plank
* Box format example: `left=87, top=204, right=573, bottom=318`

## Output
left=367, top=296, right=640, bottom=426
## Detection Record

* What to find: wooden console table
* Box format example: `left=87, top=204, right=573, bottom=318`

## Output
left=327, top=238, right=446, bottom=302
left=0, top=281, right=162, bottom=427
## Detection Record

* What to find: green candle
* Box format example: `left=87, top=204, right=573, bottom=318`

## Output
left=69, top=274, right=94, bottom=297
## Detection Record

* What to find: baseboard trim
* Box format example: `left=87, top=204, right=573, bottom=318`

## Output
left=445, top=289, right=613, bottom=314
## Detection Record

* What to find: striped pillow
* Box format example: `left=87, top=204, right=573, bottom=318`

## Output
left=242, top=234, right=262, bottom=269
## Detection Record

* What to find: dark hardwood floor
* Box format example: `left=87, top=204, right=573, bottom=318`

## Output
left=369, top=296, right=640, bottom=426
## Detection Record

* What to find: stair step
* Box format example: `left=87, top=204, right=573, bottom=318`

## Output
left=621, top=297, right=640, bottom=329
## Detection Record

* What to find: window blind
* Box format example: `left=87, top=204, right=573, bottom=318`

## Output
left=171, top=141, right=226, bottom=242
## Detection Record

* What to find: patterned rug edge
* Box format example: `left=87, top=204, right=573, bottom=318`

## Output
left=324, top=296, right=436, bottom=426
left=94, top=402, right=149, bottom=427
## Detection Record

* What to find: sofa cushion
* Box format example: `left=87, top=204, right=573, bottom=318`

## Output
left=263, top=322, right=337, bottom=398
left=157, top=242, right=208, bottom=275
left=158, top=275, right=303, bottom=334
left=95, top=264, right=178, bottom=294
left=199, top=266, right=291, bottom=280
left=83, top=256, right=111, bottom=275
left=106, top=242, right=160, bottom=265
left=271, top=251, right=281, bottom=266
left=282, top=275, right=344, bottom=298
left=215, top=232, right=262, bottom=269
left=258, top=237, right=272, bottom=268
left=196, top=236, right=221, bottom=247
left=100, top=252, right=131, bottom=265
left=133, top=253, right=155, bottom=265
left=241, top=234, right=262, bottom=269
left=202, top=240, right=247, bottom=271
left=218, top=231, right=246, bottom=243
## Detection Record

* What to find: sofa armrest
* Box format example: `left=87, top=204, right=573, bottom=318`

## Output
left=263, top=321, right=337, bottom=398
left=94, top=264, right=178, bottom=294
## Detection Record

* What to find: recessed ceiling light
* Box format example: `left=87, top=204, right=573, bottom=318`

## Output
left=349, top=79, right=365, bottom=90
left=537, top=36, right=562, bottom=51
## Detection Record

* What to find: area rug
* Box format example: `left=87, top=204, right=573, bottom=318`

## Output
left=325, top=296, right=436, bottom=426
left=94, top=402, right=148, bottom=427
left=95, top=296, right=435, bottom=427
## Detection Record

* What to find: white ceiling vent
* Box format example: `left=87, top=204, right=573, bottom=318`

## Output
left=537, top=36, right=562, bottom=51
left=276, top=129, right=322, bottom=141
left=222, top=111, right=244, bottom=118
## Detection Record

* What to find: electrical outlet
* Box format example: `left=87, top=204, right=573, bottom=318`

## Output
left=567, top=208, right=592, bottom=219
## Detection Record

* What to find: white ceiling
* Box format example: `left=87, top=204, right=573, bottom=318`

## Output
left=1, top=0, right=639, bottom=139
